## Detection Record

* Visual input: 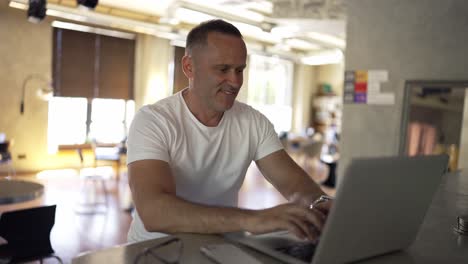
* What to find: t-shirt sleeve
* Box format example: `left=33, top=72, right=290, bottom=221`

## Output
left=253, top=110, right=284, bottom=161
left=126, top=106, right=171, bottom=164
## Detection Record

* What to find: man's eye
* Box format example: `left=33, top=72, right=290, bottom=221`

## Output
left=220, top=68, right=228, bottom=73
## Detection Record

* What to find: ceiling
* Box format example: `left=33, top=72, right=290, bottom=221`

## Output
left=10, top=0, right=347, bottom=64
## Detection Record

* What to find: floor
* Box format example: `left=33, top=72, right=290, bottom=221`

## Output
left=0, top=161, right=335, bottom=263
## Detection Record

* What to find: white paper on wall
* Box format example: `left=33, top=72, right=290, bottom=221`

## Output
left=368, top=70, right=388, bottom=82
left=367, top=93, right=395, bottom=105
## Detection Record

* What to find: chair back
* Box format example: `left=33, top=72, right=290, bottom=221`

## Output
left=0, top=142, right=9, bottom=153
left=92, top=140, right=121, bottom=161
left=0, top=141, right=11, bottom=162
left=0, top=205, right=56, bottom=262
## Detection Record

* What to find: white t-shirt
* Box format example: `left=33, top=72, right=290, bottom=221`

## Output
left=126, top=89, right=283, bottom=242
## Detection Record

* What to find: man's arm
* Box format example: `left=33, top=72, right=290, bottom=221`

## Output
left=128, top=159, right=251, bottom=233
left=129, top=159, right=325, bottom=240
left=255, top=149, right=328, bottom=209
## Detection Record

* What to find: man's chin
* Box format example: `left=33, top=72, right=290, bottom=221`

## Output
left=216, top=97, right=236, bottom=110
left=216, top=102, right=235, bottom=112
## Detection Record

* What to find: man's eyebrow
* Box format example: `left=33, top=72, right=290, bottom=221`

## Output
left=214, top=64, right=247, bottom=68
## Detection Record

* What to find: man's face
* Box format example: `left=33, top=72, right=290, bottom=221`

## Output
left=188, top=32, right=247, bottom=113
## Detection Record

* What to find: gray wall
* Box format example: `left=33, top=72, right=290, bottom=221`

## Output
left=339, top=0, right=468, bottom=179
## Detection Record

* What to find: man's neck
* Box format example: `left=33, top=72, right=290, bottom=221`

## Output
left=182, top=89, right=224, bottom=127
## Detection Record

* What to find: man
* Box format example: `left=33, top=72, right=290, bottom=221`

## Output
left=127, top=19, right=332, bottom=243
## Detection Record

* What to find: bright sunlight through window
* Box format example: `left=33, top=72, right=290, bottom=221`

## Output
left=47, top=97, right=87, bottom=153
left=247, top=54, right=293, bottom=133
left=90, top=98, right=126, bottom=144
left=47, top=97, right=135, bottom=153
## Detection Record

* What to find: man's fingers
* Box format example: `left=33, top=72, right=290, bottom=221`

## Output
left=249, top=203, right=329, bottom=240
left=287, top=217, right=314, bottom=240
left=282, top=206, right=325, bottom=240
left=282, top=220, right=307, bottom=240
left=289, top=205, right=325, bottom=232
left=314, top=200, right=332, bottom=214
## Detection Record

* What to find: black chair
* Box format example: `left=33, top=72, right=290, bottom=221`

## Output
left=0, top=141, right=15, bottom=176
left=0, top=205, right=62, bottom=263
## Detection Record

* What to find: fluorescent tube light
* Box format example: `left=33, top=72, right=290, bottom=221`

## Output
left=52, top=21, right=135, bottom=39
left=301, top=49, right=344, bottom=65
left=306, top=32, right=346, bottom=49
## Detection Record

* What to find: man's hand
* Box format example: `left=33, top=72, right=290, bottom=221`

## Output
left=310, top=197, right=333, bottom=217
left=311, top=198, right=333, bottom=216
left=244, top=203, right=326, bottom=241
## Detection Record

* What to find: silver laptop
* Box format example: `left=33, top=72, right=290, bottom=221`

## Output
left=226, top=155, right=448, bottom=264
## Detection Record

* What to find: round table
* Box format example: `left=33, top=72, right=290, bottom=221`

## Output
left=0, top=179, right=44, bottom=204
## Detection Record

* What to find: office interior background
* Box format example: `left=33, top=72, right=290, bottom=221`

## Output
left=1, top=0, right=468, bottom=262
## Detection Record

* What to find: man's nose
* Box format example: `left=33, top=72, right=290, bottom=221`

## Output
left=227, top=71, right=242, bottom=87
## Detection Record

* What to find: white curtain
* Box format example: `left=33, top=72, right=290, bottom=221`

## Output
left=134, top=34, right=173, bottom=110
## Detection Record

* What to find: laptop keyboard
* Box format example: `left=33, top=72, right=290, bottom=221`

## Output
left=275, top=242, right=317, bottom=263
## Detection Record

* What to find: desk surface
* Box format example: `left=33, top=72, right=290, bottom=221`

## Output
left=72, top=172, right=468, bottom=264
left=0, top=178, right=44, bottom=205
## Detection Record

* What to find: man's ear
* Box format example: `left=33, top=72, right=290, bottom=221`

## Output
left=182, top=55, right=194, bottom=79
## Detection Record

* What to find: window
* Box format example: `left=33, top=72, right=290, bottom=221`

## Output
left=247, top=54, right=294, bottom=133
left=90, top=98, right=131, bottom=144
left=53, top=28, right=135, bottom=100
left=48, top=97, right=88, bottom=152
left=47, top=97, right=134, bottom=153
left=48, top=26, right=136, bottom=153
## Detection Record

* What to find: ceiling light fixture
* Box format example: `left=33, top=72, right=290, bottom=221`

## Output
left=285, top=38, right=321, bottom=51
left=174, top=7, right=215, bottom=25
left=9, top=0, right=175, bottom=39
left=77, top=0, right=98, bottom=10
left=306, top=32, right=346, bottom=49
left=27, top=0, right=46, bottom=23
left=301, top=49, right=344, bottom=66
left=51, top=21, right=135, bottom=39
left=178, top=1, right=271, bottom=30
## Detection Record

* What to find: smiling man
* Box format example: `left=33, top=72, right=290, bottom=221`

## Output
left=126, top=19, right=332, bottom=243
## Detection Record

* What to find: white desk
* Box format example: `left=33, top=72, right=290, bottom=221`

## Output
left=72, top=172, right=468, bottom=264
left=0, top=178, right=44, bottom=205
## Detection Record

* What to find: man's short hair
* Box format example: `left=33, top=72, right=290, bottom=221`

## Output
left=186, top=19, right=243, bottom=54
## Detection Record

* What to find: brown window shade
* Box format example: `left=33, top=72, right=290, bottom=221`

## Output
left=53, top=28, right=95, bottom=98
left=173, top=46, right=188, bottom=94
left=53, top=28, right=135, bottom=100
left=98, top=35, right=135, bottom=99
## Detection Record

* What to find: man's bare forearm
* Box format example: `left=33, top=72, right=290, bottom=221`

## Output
left=137, top=193, right=255, bottom=234
left=284, top=165, right=325, bottom=202
left=256, top=150, right=325, bottom=204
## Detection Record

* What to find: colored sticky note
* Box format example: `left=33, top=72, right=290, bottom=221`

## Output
left=354, top=92, right=367, bottom=103
left=344, top=81, right=355, bottom=92
left=345, top=71, right=355, bottom=82
left=344, top=92, right=354, bottom=103
left=355, top=82, right=367, bottom=92
left=355, top=70, right=368, bottom=83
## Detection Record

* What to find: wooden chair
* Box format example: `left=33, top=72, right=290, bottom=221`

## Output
left=0, top=205, right=62, bottom=263
left=91, top=141, right=125, bottom=181
left=75, top=148, right=109, bottom=214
